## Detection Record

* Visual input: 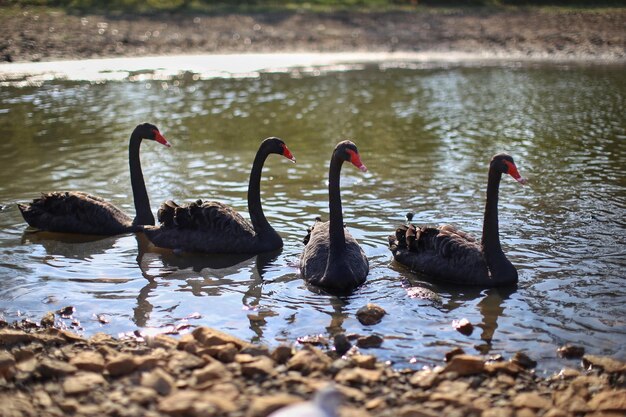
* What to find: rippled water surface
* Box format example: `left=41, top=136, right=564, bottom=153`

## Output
left=1, top=59, right=625, bottom=371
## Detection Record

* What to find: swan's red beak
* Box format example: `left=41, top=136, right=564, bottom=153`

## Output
left=347, top=149, right=368, bottom=172
left=281, top=144, right=296, bottom=163
left=153, top=129, right=171, bottom=148
left=504, top=160, right=527, bottom=185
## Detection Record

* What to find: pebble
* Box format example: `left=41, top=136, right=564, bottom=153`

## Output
left=271, top=345, right=293, bottom=364
left=452, top=318, right=474, bottom=336
left=582, top=354, right=626, bottom=373
left=443, top=355, right=485, bottom=376
left=141, top=368, right=176, bottom=395
left=37, top=358, right=77, bottom=377
left=40, top=312, right=55, bottom=327
left=356, top=304, right=386, bottom=325
left=69, top=350, right=105, bottom=373
left=512, top=352, right=537, bottom=369
left=248, top=394, right=302, bottom=417
left=557, top=344, right=585, bottom=359
left=0, top=351, right=16, bottom=378
left=106, top=353, right=137, bottom=377
left=240, top=356, right=276, bottom=377
left=356, top=334, right=384, bottom=348
left=1, top=324, right=625, bottom=417
left=445, top=347, right=466, bottom=362
left=63, top=372, right=107, bottom=395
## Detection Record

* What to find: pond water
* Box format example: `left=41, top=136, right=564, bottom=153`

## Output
left=0, top=56, right=625, bottom=372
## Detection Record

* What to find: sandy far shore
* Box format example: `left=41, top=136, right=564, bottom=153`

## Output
left=0, top=7, right=625, bottom=64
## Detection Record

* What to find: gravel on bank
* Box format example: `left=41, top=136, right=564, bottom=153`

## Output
left=1, top=319, right=625, bottom=417
left=0, top=7, right=625, bottom=63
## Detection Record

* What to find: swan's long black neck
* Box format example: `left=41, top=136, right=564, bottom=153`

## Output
left=129, top=135, right=155, bottom=226
left=248, top=146, right=280, bottom=244
left=328, top=152, right=346, bottom=257
left=481, top=165, right=514, bottom=283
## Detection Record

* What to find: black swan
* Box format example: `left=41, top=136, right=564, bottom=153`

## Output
left=18, top=123, right=170, bottom=235
left=142, top=137, right=295, bottom=254
left=300, top=140, right=369, bottom=294
left=388, top=153, right=526, bottom=287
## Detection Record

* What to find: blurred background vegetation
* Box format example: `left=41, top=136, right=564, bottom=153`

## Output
left=3, top=0, right=624, bottom=13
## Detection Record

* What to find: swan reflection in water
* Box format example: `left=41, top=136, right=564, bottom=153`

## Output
left=407, top=276, right=516, bottom=357
left=134, top=233, right=282, bottom=339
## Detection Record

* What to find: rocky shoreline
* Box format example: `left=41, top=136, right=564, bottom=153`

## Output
left=1, top=317, right=625, bottom=417
left=0, top=7, right=625, bottom=63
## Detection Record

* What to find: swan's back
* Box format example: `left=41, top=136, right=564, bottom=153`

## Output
left=389, top=224, right=490, bottom=285
left=144, top=199, right=260, bottom=254
left=300, top=221, right=369, bottom=293
left=18, top=191, right=134, bottom=235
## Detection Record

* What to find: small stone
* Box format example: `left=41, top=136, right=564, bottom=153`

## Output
left=365, top=397, right=386, bottom=410
left=37, top=358, right=77, bottom=377
left=334, top=333, right=352, bottom=356
left=484, top=361, right=524, bottom=376
left=335, top=367, right=383, bottom=384
left=141, top=368, right=176, bottom=396
left=106, top=353, right=137, bottom=377
left=128, top=386, right=158, bottom=405
left=69, top=351, right=105, bottom=373
left=557, top=344, right=585, bottom=359
left=271, top=345, right=293, bottom=364
left=147, top=334, right=178, bottom=350
left=287, top=347, right=332, bottom=375
left=557, top=368, right=581, bottom=379
left=356, top=303, right=386, bottom=325
left=0, top=329, right=36, bottom=347
left=356, top=334, right=384, bottom=348
left=445, top=347, right=466, bottom=362
left=582, top=355, right=626, bottom=373
left=398, top=405, right=440, bottom=417
left=247, top=394, right=302, bottom=417
left=516, top=408, right=537, bottom=417
left=482, top=408, right=514, bottom=417
left=57, top=306, right=75, bottom=318
left=512, top=393, right=552, bottom=410
left=0, top=351, right=16, bottom=378
left=452, top=318, right=474, bottom=336
left=443, top=354, right=484, bottom=376
left=352, top=354, right=377, bottom=369
left=63, top=372, right=106, bottom=395
left=512, top=352, right=536, bottom=369
left=543, top=410, right=569, bottom=417
left=241, top=345, right=271, bottom=357
left=96, top=314, right=109, bottom=324
left=409, top=369, right=440, bottom=388
left=192, top=327, right=248, bottom=349
left=192, top=361, right=231, bottom=385
left=134, top=353, right=161, bottom=371
left=167, top=351, right=205, bottom=373
left=40, top=312, right=55, bottom=327
left=158, top=390, right=201, bottom=415
left=58, top=399, right=80, bottom=413
left=16, top=357, right=37, bottom=373
left=587, top=389, right=626, bottom=411
left=240, top=356, right=276, bottom=378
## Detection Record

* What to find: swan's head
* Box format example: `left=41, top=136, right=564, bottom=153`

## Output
left=335, top=140, right=367, bottom=172
left=262, top=137, right=296, bottom=163
left=134, top=123, right=171, bottom=147
left=492, top=153, right=527, bottom=185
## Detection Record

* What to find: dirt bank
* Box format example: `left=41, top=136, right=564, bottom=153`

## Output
left=1, top=320, right=625, bottom=417
left=1, top=7, right=625, bottom=63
